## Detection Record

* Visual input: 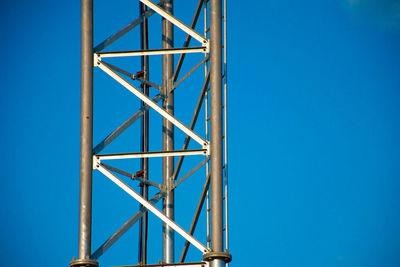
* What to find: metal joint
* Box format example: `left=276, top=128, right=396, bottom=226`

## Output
left=160, top=184, right=169, bottom=193
left=69, top=258, right=99, bottom=267
left=93, top=156, right=100, bottom=169
left=204, top=40, right=210, bottom=53
left=93, top=53, right=101, bottom=67
left=202, top=251, right=232, bottom=263
left=204, top=142, right=210, bottom=155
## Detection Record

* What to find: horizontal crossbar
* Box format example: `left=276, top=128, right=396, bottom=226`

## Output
left=96, top=149, right=207, bottom=160
left=96, top=47, right=207, bottom=58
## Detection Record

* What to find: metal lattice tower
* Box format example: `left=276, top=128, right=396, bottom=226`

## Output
left=70, top=0, right=230, bottom=266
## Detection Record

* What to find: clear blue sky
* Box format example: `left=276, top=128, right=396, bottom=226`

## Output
left=1, top=0, right=400, bottom=266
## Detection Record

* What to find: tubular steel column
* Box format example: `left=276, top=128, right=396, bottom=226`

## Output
left=203, top=0, right=231, bottom=266
left=162, top=0, right=175, bottom=263
left=70, top=0, right=98, bottom=266
left=138, top=2, right=150, bottom=265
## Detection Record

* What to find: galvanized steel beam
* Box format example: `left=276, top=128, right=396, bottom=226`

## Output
left=162, top=0, right=175, bottom=263
left=71, top=0, right=97, bottom=266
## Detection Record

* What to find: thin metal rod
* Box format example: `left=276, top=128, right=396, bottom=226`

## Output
left=204, top=0, right=211, bottom=250
left=210, top=1, right=224, bottom=267
left=172, top=0, right=204, bottom=82
left=179, top=174, right=210, bottom=262
left=136, top=77, right=162, bottom=91
left=96, top=165, right=209, bottom=253
left=101, top=163, right=162, bottom=189
left=91, top=192, right=164, bottom=260
left=139, top=2, right=150, bottom=263
left=162, top=0, right=175, bottom=262
left=96, top=46, right=207, bottom=58
left=96, top=61, right=208, bottom=148
left=93, top=94, right=163, bottom=155
left=171, top=71, right=210, bottom=182
left=78, top=0, right=93, bottom=260
left=173, top=158, right=208, bottom=189
left=223, top=0, right=229, bottom=254
left=98, top=62, right=162, bottom=91
left=140, top=0, right=207, bottom=44
left=93, top=9, right=156, bottom=52
left=96, top=149, right=207, bottom=160
left=173, top=56, right=209, bottom=90
left=104, top=61, right=135, bottom=79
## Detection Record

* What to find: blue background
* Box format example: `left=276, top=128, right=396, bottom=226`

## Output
left=1, top=0, right=400, bottom=266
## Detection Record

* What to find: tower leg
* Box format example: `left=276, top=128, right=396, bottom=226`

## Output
left=207, top=0, right=231, bottom=266
left=138, top=1, right=150, bottom=265
left=162, top=0, right=175, bottom=263
left=70, top=0, right=98, bottom=266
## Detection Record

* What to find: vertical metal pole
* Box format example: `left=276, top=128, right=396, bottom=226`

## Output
left=71, top=0, right=98, bottom=266
left=223, top=0, right=229, bottom=259
left=209, top=0, right=225, bottom=266
left=79, top=0, right=93, bottom=260
left=138, top=2, right=150, bottom=265
left=204, top=0, right=211, bottom=250
left=162, top=0, right=174, bottom=263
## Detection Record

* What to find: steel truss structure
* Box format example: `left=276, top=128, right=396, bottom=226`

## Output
left=70, top=0, right=230, bottom=266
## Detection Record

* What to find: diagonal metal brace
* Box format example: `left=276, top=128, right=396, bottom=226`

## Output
left=96, top=164, right=209, bottom=254
left=173, top=55, right=209, bottom=90
left=171, top=71, right=210, bottom=181
left=180, top=173, right=210, bottom=262
left=93, top=94, right=163, bottom=154
left=97, top=60, right=208, bottom=149
left=139, top=0, right=208, bottom=46
left=94, top=8, right=156, bottom=52
left=172, top=0, right=205, bottom=82
left=91, top=191, right=164, bottom=260
left=101, top=163, right=163, bottom=190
